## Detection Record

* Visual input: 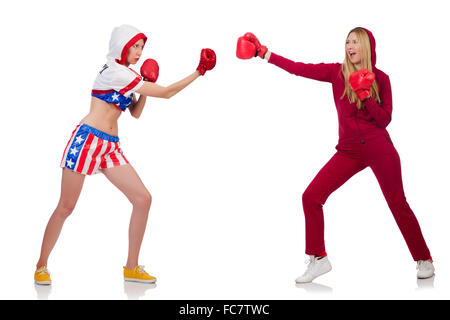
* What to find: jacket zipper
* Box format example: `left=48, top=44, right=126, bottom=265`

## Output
left=355, top=112, right=365, bottom=144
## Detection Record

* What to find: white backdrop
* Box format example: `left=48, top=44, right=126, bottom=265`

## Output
left=1, top=0, right=449, bottom=300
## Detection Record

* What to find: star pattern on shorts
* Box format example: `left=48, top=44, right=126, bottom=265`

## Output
left=75, top=135, right=84, bottom=144
left=69, top=147, right=79, bottom=156
left=66, top=159, right=74, bottom=168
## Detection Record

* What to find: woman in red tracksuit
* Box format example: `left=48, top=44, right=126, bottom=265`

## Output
left=236, top=27, right=434, bottom=282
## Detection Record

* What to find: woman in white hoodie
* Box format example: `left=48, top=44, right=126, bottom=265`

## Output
left=34, top=25, right=216, bottom=285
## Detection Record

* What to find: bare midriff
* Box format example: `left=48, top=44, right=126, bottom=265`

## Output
left=79, top=97, right=123, bottom=136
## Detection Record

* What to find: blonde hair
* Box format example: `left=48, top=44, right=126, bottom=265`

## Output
left=341, top=27, right=381, bottom=109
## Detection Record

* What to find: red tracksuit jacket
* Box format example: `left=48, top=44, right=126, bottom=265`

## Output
left=268, top=28, right=392, bottom=147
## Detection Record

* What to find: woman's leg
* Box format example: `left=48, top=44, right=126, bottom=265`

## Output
left=366, top=137, right=431, bottom=261
left=101, top=164, right=152, bottom=269
left=36, top=168, right=86, bottom=269
left=302, top=152, right=365, bottom=255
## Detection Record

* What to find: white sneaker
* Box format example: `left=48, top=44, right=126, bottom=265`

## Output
left=416, top=260, right=435, bottom=279
left=295, top=255, right=332, bottom=283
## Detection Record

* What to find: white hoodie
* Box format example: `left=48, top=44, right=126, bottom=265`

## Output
left=92, top=25, right=147, bottom=112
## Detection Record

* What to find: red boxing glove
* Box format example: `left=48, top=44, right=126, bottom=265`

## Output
left=196, top=48, right=216, bottom=75
left=140, top=59, right=159, bottom=83
left=349, top=69, right=375, bottom=101
left=242, top=32, right=267, bottom=59
left=236, top=36, right=257, bottom=59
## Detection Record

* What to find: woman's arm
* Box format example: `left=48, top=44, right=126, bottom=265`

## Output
left=265, top=50, right=338, bottom=83
left=136, top=71, right=201, bottom=99
left=362, top=74, right=392, bottom=128
left=264, top=51, right=272, bottom=61
left=129, top=94, right=147, bottom=119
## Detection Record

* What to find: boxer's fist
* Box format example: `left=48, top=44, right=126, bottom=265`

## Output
left=236, top=36, right=257, bottom=59
left=140, top=59, right=159, bottom=82
left=237, top=32, right=267, bottom=59
left=349, top=69, right=375, bottom=101
left=196, top=48, right=216, bottom=75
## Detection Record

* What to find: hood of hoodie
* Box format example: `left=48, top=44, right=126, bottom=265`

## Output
left=107, top=25, right=147, bottom=65
left=360, top=27, right=376, bottom=68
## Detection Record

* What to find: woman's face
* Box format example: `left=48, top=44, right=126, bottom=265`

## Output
left=346, top=32, right=361, bottom=67
left=126, top=39, right=145, bottom=66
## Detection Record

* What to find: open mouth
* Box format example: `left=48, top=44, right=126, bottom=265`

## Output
left=349, top=52, right=357, bottom=58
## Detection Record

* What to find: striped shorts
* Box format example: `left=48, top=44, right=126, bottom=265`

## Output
left=60, top=124, right=129, bottom=175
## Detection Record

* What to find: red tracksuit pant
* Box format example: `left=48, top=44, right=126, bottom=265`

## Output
left=302, top=134, right=431, bottom=261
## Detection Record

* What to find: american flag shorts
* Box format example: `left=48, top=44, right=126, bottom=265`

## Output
left=60, top=123, right=129, bottom=175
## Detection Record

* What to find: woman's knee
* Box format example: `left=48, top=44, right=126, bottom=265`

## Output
left=388, top=196, right=411, bottom=216
left=302, top=188, right=317, bottom=205
left=131, top=191, right=152, bottom=209
left=54, top=200, right=77, bottom=219
left=302, top=188, right=323, bottom=211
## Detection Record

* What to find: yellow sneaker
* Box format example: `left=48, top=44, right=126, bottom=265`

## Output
left=34, top=266, right=52, bottom=285
left=124, top=265, right=156, bottom=283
